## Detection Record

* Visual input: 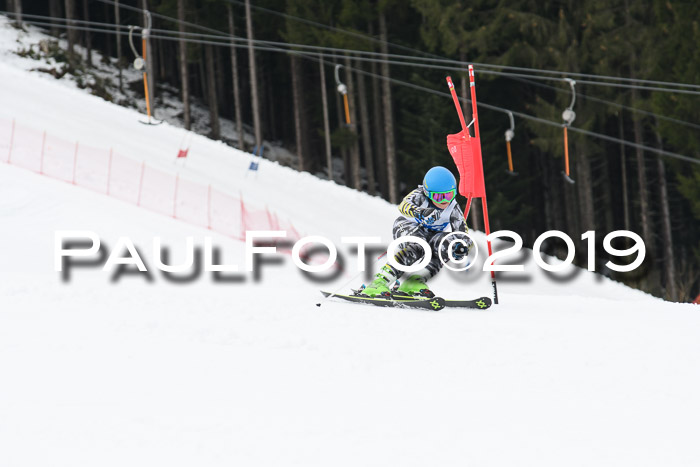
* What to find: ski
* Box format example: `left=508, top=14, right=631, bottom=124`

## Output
left=392, top=294, right=492, bottom=310
left=320, top=291, right=446, bottom=311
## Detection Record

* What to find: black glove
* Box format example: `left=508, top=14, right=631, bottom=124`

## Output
left=416, top=207, right=439, bottom=224
left=451, top=238, right=472, bottom=261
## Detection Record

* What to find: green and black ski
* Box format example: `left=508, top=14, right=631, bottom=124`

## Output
left=392, top=294, right=492, bottom=310
left=320, top=291, right=446, bottom=311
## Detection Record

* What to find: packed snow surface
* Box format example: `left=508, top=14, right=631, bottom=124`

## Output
left=1, top=16, right=699, bottom=467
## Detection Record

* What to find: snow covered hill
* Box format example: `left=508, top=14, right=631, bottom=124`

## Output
left=1, top=17, right=699, bottom=467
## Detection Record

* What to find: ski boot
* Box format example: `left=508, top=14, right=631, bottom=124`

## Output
left=395, top=274, right=434, bottom=298
left=359, top=265, right=397, bottom=298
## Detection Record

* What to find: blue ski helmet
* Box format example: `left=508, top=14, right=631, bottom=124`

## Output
left=423, top=166, right=457, bottom=195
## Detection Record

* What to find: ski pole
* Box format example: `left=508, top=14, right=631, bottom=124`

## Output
left=316, top=251, right=387, bottom=307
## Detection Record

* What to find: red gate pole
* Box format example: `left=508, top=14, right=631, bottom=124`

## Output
left=447, top=72, right=499, bottom=304
left=446, top=77, right=474, bottom=218
left=468, top=65, right=498, bottom=304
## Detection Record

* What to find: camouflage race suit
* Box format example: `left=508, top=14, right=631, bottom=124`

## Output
left=386, top=186, right=471, bottom=280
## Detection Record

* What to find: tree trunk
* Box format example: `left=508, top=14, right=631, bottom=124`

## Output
left=197, top=47, right=206, bottom=99
left=345, top=56, right=362, bottom=190
left=11, top=0, right=22, bottom=27
left=114, top=0, right=123, bottom=92
left=81, top=0, right=92, bottom=66
left=319, top=54, right=333, bottom=182
left=548, top=155, right=565, bottom=233
left=563, top=161, right=579, bottom=241
left=291, top=55, right=306, bottom=171
left=575, top=138, right=595, bottom=232
left=618, top=113, right=630, bottom=233
left=64, top=0, right=76, bottom=56
left=265, top=73, right=275, bottom=141
left=205, top=45, right=220, bottom=140
left=379, top=13, right=397, bottom=203
left=102, top=1, right=111, bottom=60
left=631, top=89, right=651, bottom=246
left=215, top=47, right=225, bottom=113
left=369, top=26, right=387, bottom=198
left=227, top=4, right=244, bottom=150
left=356, top=61, right=375, bottom=195
left=177, top=0, right=190, bottom=130
left=245, top=0, right=263, bottom=150
left=654, top=121, right=677, bottom=301
left=624, top=1, right=652, bottom=247
left=159, top=39, right=167, bottom=83
left=597, top=150, right=614, bottom=235
left=50, top=0, right=62, bottom=36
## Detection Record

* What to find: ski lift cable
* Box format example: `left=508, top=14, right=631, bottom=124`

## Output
left=222, top=0, right=443, bottom=61
left=303, top=49, right=700, bottom=166
left=143, top=29, right=700, bottom=96
left=13, top=16, right=700, bottom=130
left=508, top=75, right=700, bottom=132
left=92, top=1, right=700, bottom=92
left=145, top=24, right=700, bottom=92
left=11, top=9, right=700, bottom=94
left=220, top=0, right=700, bottom=92
left=10, top=16, right=699, bottom=166
left=93, top=0, right=231, bottom=38
left=8, top=11, right=132, bottom=29
left=141, top=28, right=700, bottom=96
left=14, top=16, right=700, bottom=127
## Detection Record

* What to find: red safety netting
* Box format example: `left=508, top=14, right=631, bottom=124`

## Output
left=42, top=133, right=77, bottom=183
left=174, top=177, right=209, bottom=228
left=1, top=118, right=303, bottom=244
left=139, top=165, right=177, bottom=217
left=109, top=154, right=142, bottom=203
left=75, top=143, right=112, bottom=194
left=9, top=123, right=43, bottom=172
left=209, top=188, right=244, bottom=239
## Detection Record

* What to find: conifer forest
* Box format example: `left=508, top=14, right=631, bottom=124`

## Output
left=6, top=0, right=700, bottom=301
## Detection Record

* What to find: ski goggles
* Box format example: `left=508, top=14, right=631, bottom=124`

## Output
left=427, top=189, right=456, bottom=203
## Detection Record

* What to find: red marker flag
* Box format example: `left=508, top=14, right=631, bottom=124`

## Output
left=446, top=131, right=485, bottom=199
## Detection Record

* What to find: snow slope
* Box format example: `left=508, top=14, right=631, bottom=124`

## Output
left=1, top=17, right=700, bottom=467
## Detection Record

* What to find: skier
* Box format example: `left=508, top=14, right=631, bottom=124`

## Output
left=360, top=166, right=473, bottom=298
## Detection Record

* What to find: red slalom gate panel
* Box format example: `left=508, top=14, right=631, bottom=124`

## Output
left=209, top=188, right=244, bottom=240
left=174, top=176, right=209, bottom=228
